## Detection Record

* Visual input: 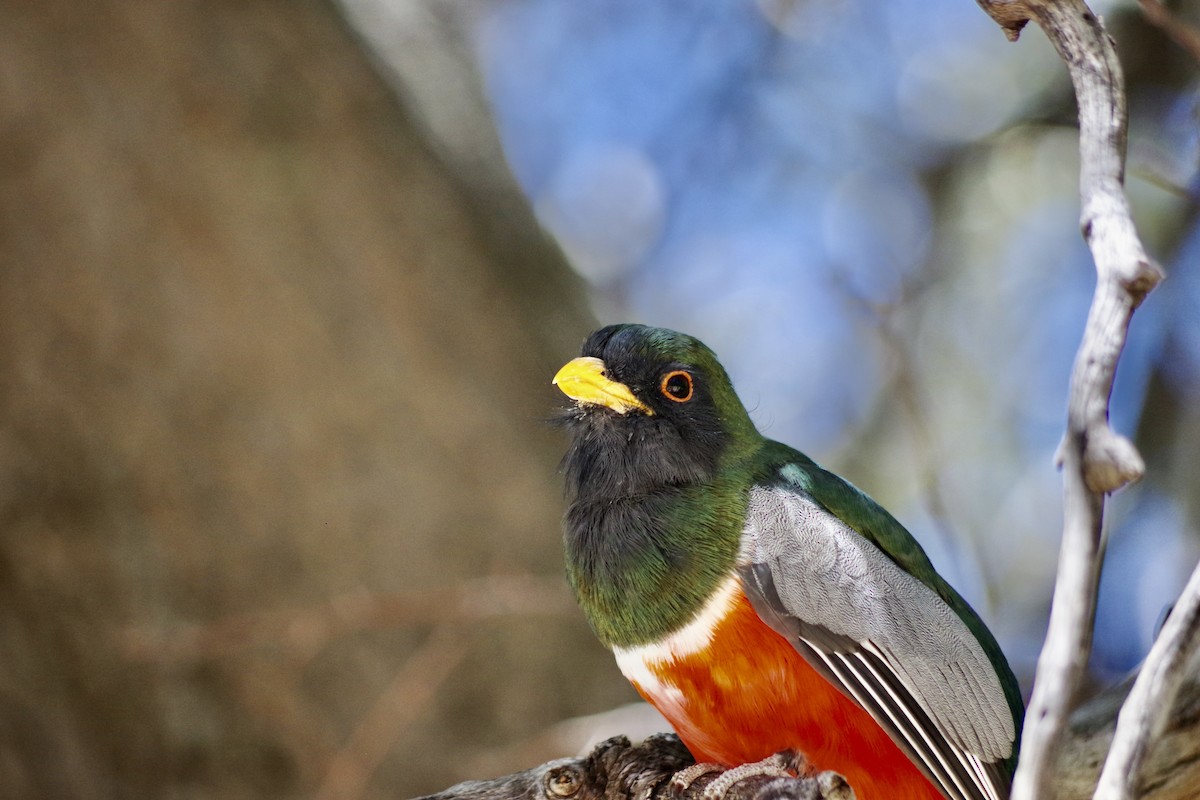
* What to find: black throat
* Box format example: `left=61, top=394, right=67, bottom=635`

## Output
left=555, top=405, right=739, bottom=647
left=557, top=405, right=722, bottom=504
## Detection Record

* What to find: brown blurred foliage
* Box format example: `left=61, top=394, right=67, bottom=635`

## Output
left=0, top=1, right=634, bottom=797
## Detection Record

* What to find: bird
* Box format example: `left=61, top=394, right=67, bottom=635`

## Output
left=551, top=324, right=1024, bottom=800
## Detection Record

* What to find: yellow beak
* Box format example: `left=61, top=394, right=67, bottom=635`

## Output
left=552, top=357, right=653, bottom=415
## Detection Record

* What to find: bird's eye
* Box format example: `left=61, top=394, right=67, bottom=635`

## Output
left=660, top=370, right=694, bottom=403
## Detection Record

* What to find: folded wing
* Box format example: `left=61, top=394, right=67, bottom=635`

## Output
left=739, top=484, right=1015, bottom=800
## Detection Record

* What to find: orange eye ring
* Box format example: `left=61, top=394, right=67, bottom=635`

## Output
left=660, top=370, right=694, bottom=403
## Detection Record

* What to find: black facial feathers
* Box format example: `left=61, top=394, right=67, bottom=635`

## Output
left=557, top=325, right=729, bottom=503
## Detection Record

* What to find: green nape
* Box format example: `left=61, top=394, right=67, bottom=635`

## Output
left=632, top=326, right=760, bottom=445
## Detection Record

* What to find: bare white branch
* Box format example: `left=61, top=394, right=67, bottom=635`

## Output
left=971, top=1, right=1164, bottom=799
left=1093, top=563, right=1200, bottom=800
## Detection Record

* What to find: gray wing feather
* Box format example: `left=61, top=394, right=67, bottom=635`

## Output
left=740, top=485, right=1015, bottom=800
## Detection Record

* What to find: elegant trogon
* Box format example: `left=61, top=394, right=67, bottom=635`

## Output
left=552, top=324, right=1023, bottom=800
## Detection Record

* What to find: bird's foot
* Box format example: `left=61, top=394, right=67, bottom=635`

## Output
left=669, top=752, right=855, bottom=800
left=671, top=751, right=810, bottom=800
left=668, top=762, right=726, bottom=796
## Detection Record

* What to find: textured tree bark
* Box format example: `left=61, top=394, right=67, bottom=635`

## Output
left=417, top=734, right=853, bottom=800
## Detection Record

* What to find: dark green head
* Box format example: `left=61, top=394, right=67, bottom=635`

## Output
left=554, top=324, right=758, bottom=502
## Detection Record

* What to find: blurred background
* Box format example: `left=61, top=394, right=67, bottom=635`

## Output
left=1, top=0, right=1197, bottom=798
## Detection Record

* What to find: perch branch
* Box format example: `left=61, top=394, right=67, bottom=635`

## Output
left=971, top=2, right=1163, bottom=799
left=417, top=734, right=853, bottom=800
left=417, top=674, right=1200, bottom=800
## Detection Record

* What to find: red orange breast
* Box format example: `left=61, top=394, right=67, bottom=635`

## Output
left=617, top=583, right=941, bottom=800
